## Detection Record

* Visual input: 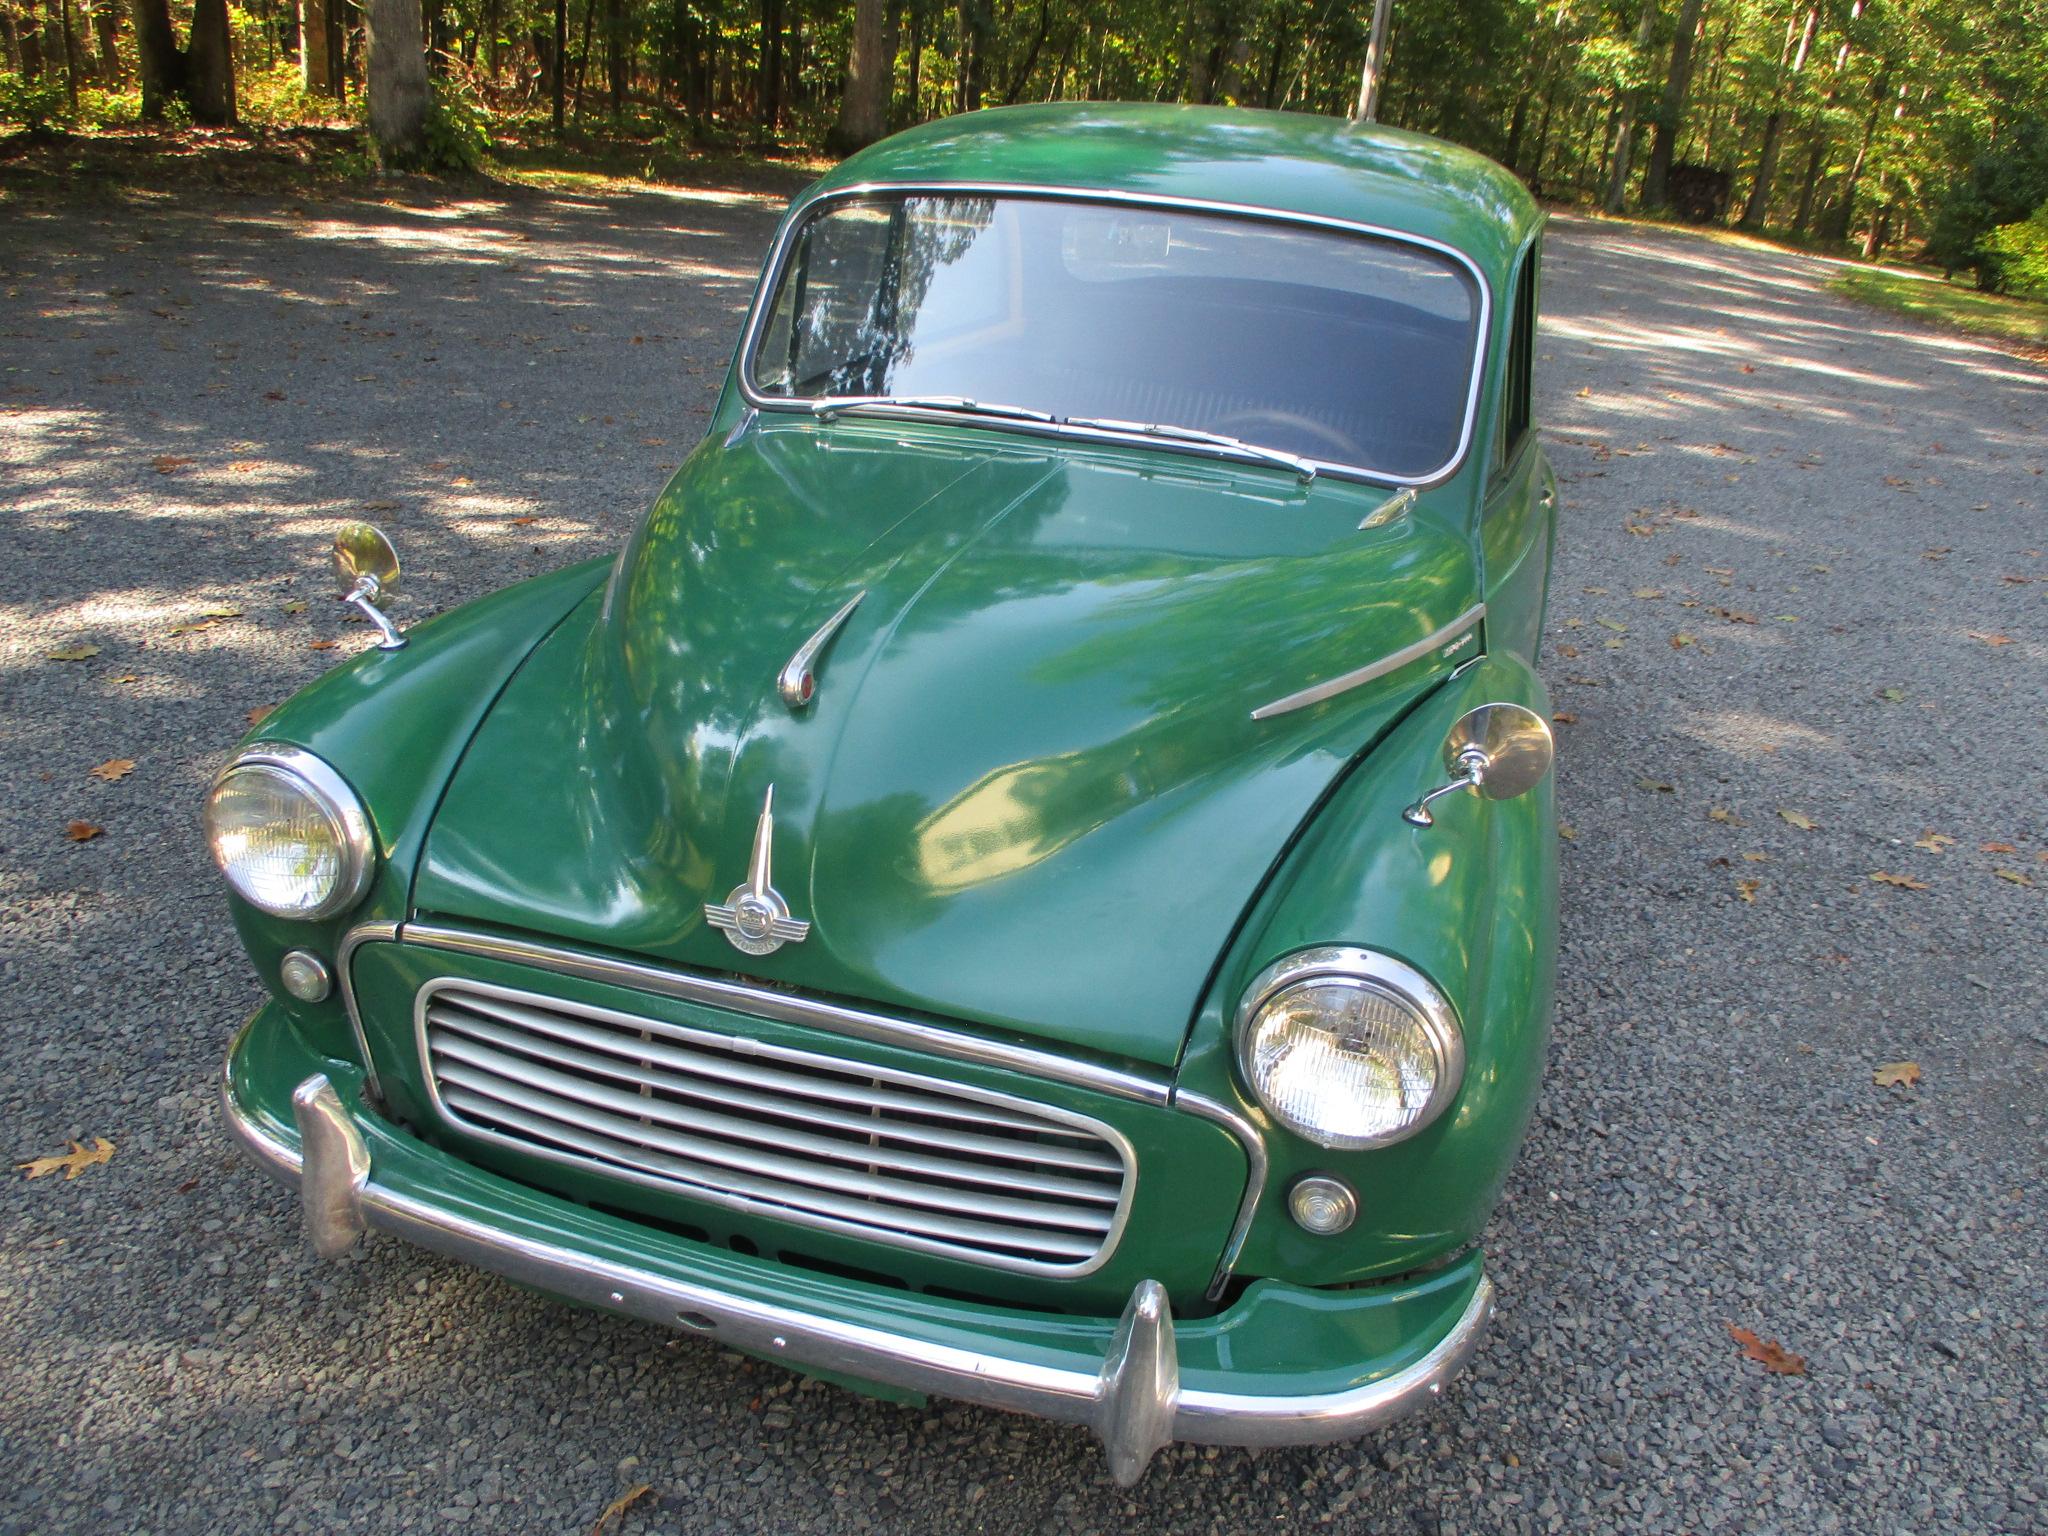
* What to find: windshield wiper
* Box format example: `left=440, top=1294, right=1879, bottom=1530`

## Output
left=1060, top=414, right=1318, bottom=483
left=814, top=394, right=1057, bottom=425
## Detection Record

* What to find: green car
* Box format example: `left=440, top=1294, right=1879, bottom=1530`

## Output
left=211, top=103, right=1557, bottom=1484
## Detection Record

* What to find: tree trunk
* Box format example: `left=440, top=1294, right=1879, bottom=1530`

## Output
left=549, top=0, right=563, bottom=128
left=1604, top=0, right=1658, bottom=213
left=604, top=0, right=623, bottom=117
left=1790, top=132, right=1825, bottom=234
left=299, top=0, right=334, bottom=94
left=829, top=0, right=887, bottom=149
left=756, top=0, right=780, bottom=131
left=1738, top=4, right=1817, bottom=229
left=1642, top=0, right=1704, bottom=208
left=89, top=0, right=119, bottom=78
left=954, top=0, right=987, bottom=112
left=364, top=0, right=429, bottom=161
left=54, top=0, right=79, bottom=104
left=998, top=0, right=1047, bottom=102
left=182, top=0, right=233, bottom=121
left=905, top=0, right=920, bottom=119
left=130, top=0, right=182, bottom=116
left=570, top=0, right=593, bottom=117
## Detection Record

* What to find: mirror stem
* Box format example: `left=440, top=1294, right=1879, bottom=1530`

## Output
left=345, top=577, right=407, bottom=650
left=1403, top=749, right=1489, bottom=827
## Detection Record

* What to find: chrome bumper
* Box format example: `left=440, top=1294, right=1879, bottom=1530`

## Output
left=223, top=1069, right=1494, bottom=1485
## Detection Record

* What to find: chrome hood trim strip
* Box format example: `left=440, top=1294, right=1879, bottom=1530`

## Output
left=1249, top=603, right=1484, bottom=721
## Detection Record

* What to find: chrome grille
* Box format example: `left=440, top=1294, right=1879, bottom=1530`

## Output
left=415, top=979, right=1132, bottom=1275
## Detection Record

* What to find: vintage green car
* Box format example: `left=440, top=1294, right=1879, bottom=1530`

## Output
left=211, top=103, right=1556, bottom=1483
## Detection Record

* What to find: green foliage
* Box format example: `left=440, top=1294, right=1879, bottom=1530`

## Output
left=0, top=74, right=72, bottom=134
left=1832, top=267, right=2048, bottom=348
left=1979, top=204, right=2048, bottom=299
left=1927, top=122, right=2048, bottom=291
left=416, top=85, right=495, bottom=173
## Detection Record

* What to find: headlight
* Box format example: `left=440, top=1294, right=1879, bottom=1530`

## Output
left=203, top=747, right=374, bottom=920
left=1235, top=947, right=1463, bottom=1150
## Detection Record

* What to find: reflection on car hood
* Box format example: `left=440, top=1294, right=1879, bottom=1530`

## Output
left=415, top=420, right=1479, bottom=1069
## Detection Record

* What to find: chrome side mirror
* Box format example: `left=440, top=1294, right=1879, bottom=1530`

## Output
left=1402, top=702, right=1554, bottom=827
left=331, top=523, right=406, bottom=650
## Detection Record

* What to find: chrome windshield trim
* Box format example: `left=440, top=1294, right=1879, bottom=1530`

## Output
left=397, top=922, right=1174, bottom=1108
left=337, top=920, right=401, bottom=1101
left=1171, top=1089, right=1268, bottom=1300
left=1249, top=603, right=1485, bottom=721
left=737, top=181, right=1495, bottom=491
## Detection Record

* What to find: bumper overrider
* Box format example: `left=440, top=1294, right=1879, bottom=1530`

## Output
left=221, top=1007, right=1494, bottom=1484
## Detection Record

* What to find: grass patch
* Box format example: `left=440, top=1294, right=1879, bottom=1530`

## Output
left=1830, top=267, right=2048, bottom=352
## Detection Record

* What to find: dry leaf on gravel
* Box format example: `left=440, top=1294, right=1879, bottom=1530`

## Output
left=90, top=758, right=135, bottom=782
left=18, top=1138, right=115, bottom=1180
left=1873, top=1061, right=1921, bottom=1088
left=1742, top=852, right=1769, bottom=862
left=1633, top=588, right=1664, bottom=599
left=1778, top=809, right=1817, bottom=830
left=1728, top=1324, right=1806, bottom=1376
left=1982, top=841, right=2017, bottom=853
left=46, top=645, right=101, bottom=661
left=1636, top=778, right=1674, bottom=793
left=309, top=639, right=339, bottom=651
left=64, top=821, right=103, bottom=842
left=151, top=454, right=193, bottom=474
left=246, top=704, right=275, bottom=726
left=1914, top=832, right=1955, bottom=853
left=1708, top=807, right=1745, bottom=826
left=280, top=599, right=308, bottom=614
left=1558, top=823, right=1577, bottom=840
left=1736, top=878, right=1762, bottom=902
left=1970, top=633, right=2014, bottom=647
left=1553, top=711, right=1578, bottom=725
left=1870, top=871, right=1929, bottom=890
left=509, top=516, right=540, bottom=526
left=1993, top=868, right=2035, bottom=886
left=591, top=1485, right=653, bottom=1536
left=1672, top=633, right=1695, bottom=648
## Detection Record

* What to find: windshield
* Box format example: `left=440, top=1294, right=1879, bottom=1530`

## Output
left=746, top=192, right=1485, bottom=483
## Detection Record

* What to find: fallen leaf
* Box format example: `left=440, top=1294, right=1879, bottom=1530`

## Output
left=1558, top=822, right=1577, bottom=840
left=1583, top=585, right=1610, bottom=596
left=1778, top=809, right=1817, bottom=830
left=1913, top=832, right=1954, bottom=853
left=1879, top=687, right=1905, bottom=702
left=1633, top=588, right=1664, bottom=599
left=1969, top=633, right=2013, bottom=647
left=151, top=454, right=193, bottom=474
left=263, top=389, right=287, bottom=401
left=1708, top=807, right=1745, bottom=826
left=1870, top=871, right=1929, bottom=890
left=1993, top=868, right=2034, bottom=886
left=1873, top=1061, right=1920, bottom=1088
left=90, top=758, right=136, bottom=782
left=1595, top=618, right=1627, bottom=632
left=246, top=704, right=275, bottom=726
left=1728, top=1324, right=1806, bottom=1376
left=1671, top=633, right=1695, bottom=648
left=1553, top=711, right=1578, bottom=725
left=1556, top=643, right=1580, bottom=658
left=591, top=1485, right=654, bottom=1536
left=362, top=499, right=398, bottom=511
left=280, top=600, right=308, bottom=614
left=1742, top=851, right=1769, bottom=862
left=1921, top=547, right=1950, bottom=560
left=1736, top=878, right=1761, bottom=902
left=1636, top=778, right=1674, bottom=793
left=1709, top=607, right=1758, bottom=624
left=176, top=1177, right=200, bottom=1194
left=65, top=821, right=103, bottom=842
left=1981, top=842, right=2017, bottom=854
left=17, top=1138, right=116, bottom=1181
left=309, top=639, right=339, bottom=651
left=46, top=644, right=101, bottom=662
left=509, top=515, right=540, bottom=527
left=1703, top=565, right=1734, bottom=576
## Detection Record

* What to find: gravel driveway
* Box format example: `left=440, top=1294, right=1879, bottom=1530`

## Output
left=1, top=182, right=2042, bottom=1536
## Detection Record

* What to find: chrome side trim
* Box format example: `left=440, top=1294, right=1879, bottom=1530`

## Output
left=398, top=922, right=1174, bottom=1108
left=777, top=590, right=865, bottom=709
left=736, top=181, right=1494, bottom=491
left=1172, top=1089, right=1268, bottom=1301
left=1249, top=603, right=1485, bottom=721
left=337, top=920, right=400, bottom=1101
left=220, top=1064, right=1494, bottom=1484
left=411, top=976, right=1138, bottom=1279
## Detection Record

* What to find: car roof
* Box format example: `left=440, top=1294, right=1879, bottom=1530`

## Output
left=806, top=103, right=1542, bottom=286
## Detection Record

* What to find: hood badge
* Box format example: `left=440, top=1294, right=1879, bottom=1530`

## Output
left=704, top=786, right=811, bottom=956
left=778, top=591, right=865, bottom=710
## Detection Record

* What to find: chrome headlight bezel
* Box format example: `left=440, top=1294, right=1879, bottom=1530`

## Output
left=1233, top=946, right=1465, bottom=1151
left=203, top=745, right=375, bottom=921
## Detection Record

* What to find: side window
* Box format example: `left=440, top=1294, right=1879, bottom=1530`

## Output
left=1493, top=248, right=1537, bottom=475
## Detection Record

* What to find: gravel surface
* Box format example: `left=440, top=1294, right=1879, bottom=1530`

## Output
left=2, top=184, right=2043, bottom=1536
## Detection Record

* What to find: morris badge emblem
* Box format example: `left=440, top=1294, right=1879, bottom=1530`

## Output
left=704, top=785, right=811, bottom=956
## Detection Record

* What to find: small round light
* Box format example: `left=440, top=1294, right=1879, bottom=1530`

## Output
left=1236, top=948, right=1463, bottom=1150
left=1288, top=1176, right=1358, bottom=1235
left=203, top=747, right=374, bottom=920
left=279, top=950, right=333, bottom=1002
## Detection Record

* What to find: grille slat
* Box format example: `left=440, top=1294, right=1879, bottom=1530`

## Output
left=426, top=1003, right=1120, bottom=1174
left=418, top=980, right=1132, bottom=1276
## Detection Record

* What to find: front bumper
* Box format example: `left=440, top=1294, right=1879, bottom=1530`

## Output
left=221, top=1006, right=1494, bottom=1484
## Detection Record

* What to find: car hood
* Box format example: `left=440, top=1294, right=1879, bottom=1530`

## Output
left=415, top=419, right=1480, bottom=1069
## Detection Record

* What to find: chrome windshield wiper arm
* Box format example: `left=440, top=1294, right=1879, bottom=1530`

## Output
left=1059, top=414, right=1318, bottom=482
left=815, top=394, right=1058, bottom=424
